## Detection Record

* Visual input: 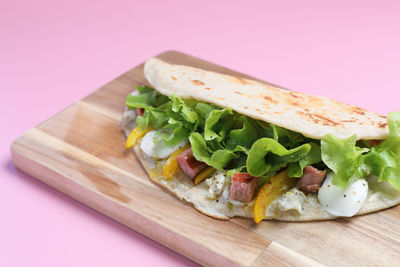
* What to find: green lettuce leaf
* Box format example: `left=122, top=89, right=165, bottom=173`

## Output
left=158, top=118, right=189, bottom=146
left=136, top=85, right=154, bottom=94
left=189, top=132, right=238, bottom=170
left=170, top=94, right=198, bottom=124
left=126, top=86, right=169, bottom=109
left=204, top=109, right=234, bottom=141
left=388, top=111, right=400, bottom=137
left=195, top=102, right=214, bottom=129
left=288, top=142, right=322, bottom=177
left=126, top=93, right=156, bottom=109
left=321, top=134, right=368, bottom=188
left=363, top=112, right=400, bottom=190
left=246, top=138, right=311, bottom=177
left=226, top=116, right=259, bottom=150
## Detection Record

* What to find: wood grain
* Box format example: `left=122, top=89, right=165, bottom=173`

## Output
left=11, top=50, right=400, bottom=266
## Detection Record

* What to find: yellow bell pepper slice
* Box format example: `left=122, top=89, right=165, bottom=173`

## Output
left=194, top=167, right=216, bottom=185
left=125, top=126, right=150, bottom=149
left=253, top=170, right=296, bottom=223
left=161, top=145, right=190, bottom=179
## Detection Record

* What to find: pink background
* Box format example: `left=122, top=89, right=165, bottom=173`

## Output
left=2, top=1, right=400, bottom=266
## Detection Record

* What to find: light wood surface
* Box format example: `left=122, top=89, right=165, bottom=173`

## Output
left=11, top=51, right=400, bottom=266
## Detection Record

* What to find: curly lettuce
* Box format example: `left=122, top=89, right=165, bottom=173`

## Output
left=321, top=134, right=368, bottom=187
left=246, top=138, right=311, bottom=177
left=363, top=112, right=400, bottom=190
left=288, top=142, right=322, bottom=177
left=321, top=112, right=400, bottom=190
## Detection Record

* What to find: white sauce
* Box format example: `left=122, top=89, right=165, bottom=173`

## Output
left=318, top=172, right=368, bottom=217
left=140, top=130, right=187, bottom=159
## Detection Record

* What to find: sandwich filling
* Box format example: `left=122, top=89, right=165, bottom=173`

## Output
left=123, top=85, right=400, bottom=221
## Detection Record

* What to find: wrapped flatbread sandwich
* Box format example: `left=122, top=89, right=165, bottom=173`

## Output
left=122, top=57, right=400, bottom=222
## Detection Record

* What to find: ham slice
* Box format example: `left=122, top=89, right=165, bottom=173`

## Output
left=135, top=108, right=144, bottom=116
left=230, top=173, right=258, bottom=202
left=176, top=148, right=207, bottom=178
left=297, top=166, right=326, bottom=193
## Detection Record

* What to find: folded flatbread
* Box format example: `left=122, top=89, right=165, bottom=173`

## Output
left=121, top=58, right=400, bottom=221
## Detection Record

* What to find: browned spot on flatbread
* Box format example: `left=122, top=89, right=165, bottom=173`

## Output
left=263, top=96, right=278, bottom=104
left=234, top=76, right=252, bottom=85
left=244, top=106, right=249, bottom=109
left=255, top=108, right=261, bottom=111
left=234, top=91, right=244, bottom=95
left=204, top=87, right=211, bottom=90
left=297, top=111, right=341, bottom=126
left=378, top=122, right=387, bottom=128
left=351, top=107, right=367, bottom=115
left=289, top=91, right=304, bottom=99
left=170, top=76, right=177, bottom=81
left=312, top=114, right=341, bottom=126
left=307, top=95, right=324, bottom=105
left=191, top=80, right=205, bottom=86
left=379, top=114, right=387, bottom=119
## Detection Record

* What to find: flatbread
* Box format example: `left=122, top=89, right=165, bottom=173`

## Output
left=122, top=110, right=400, bottom=221
left=144, top=58, right=389, bottom=140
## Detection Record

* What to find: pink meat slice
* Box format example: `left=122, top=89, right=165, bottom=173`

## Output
left=230, top=173, right=258, bottom=202
left=297, top=166, right=326, bottom=193
left=135, top=108, right=144, bottom=116
left=176, top=148, right=207, bottom=178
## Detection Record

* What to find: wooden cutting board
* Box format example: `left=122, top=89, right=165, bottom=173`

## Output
left=11, top=51, right=400, bottom=266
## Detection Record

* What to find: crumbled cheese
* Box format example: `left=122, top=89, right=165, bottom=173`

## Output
left=276, top=188, right=306, bottom=213
left=206, top=172, right=226, bottom=199
left=222, top=186, right=230, bottom=200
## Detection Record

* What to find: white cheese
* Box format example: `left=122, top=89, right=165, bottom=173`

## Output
left=205, top=172, right=225, bottom=199
left=318, top=172, right=368, bottom=217
left=275, top=188, right=306, bottom=213
left=140, top=130, right=187, bottom=159
left=222, top=186, right=230, bottom=200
